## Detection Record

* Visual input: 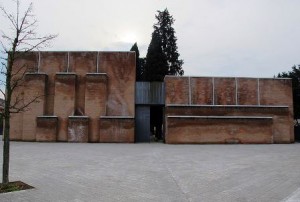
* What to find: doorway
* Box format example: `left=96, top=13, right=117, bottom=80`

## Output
left=135, top=105, right=164, bottom=143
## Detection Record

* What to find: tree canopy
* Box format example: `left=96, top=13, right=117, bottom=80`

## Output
left=277, top=65, right=300, bottom=120
left=144, top=8, right=183, bottom=81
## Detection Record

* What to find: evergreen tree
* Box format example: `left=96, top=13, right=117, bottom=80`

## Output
left=154, top=8, right=184, bottom=76
left=144, top=30, right=168, bottom=81
left=130, top=42, right=146, bottom=81
left=277, top=65, right=300, bottom=120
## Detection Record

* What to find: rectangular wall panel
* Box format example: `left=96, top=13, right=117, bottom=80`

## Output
left=214, top=78, right=236, bottom=105
left=99, top=52, right=135, bottom=116
left=165, top=76, right=189, bottom=105
left=22, top=73, right=47, bottom=141
left=191, top=77, right=213, bottom=105
left=85, top=73, right=107, bottom=142
left=54, top=73, right=76, bottom=141
left=237, top=78, right=258, bottom=105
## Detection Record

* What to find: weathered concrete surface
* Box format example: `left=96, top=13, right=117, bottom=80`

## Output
left=99, top=52, right=135, bottom=116
left=99, top=117, right=134, bottom=143
left=10, top=53, right=39, bottom=140
left=165, top=76, right=189, bottom=105
left=39, top=52, right=68, bottom=115
left=214, top=77, right=236, bottom=105
left=36, top=116, right=58, bottom=142
left=1, top=142, right=300, bottom=202
left=237, top=78, right=258, bottom=105
left=166, top=116, right=273, bottom=144
left=191, top=77, right=213, bottom=105
left=10, top=51, right=136, bottom=143
left=68, top=116, right=89, bottom=143
left=22, top=73, right=47, bottom=141
left=85, top=73, right=107, bottom=142
left=53, top=73, right=76, bottom=142
left=165, top=77, right=293, bottom=144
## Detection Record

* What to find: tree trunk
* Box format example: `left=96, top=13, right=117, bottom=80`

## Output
left=2, top=114, right=10, bottom=184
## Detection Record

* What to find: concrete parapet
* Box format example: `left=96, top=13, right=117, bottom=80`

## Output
left=68, top=116, right=89, bottom=143
left=36, top=116, right=58, bottom=142
left=99, top=116, right=134, bottom=143
left=54, top=73, right=76, bottom=141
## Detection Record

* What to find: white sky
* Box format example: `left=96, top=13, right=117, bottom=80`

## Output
left=1, top=0, right=300, bottom=77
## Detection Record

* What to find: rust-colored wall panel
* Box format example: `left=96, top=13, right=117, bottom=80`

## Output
left=259, top=79, right=294, bottom=142
left=166, top=117, right=273, bottom=144
left=237, top=78, right=258, bottom=105
left=70, top=52, right=97, bottom=114
left=85, top=73, right=108, bottom=142
left=99, top=52, right=135, bottom=116
left=214, top=78, right=236, bottom=105
left=191, top=77, right=213, bottom=105
left=165, top=76, right=189, bottom=105
left=39, top=52, right=68, bottom=115
left=99, top=118, right=134, bottom=143
left=10, top=85, right=24, bottom=141
left=68, top=116, right=89, bottom=143
left=22, top=73, right=47, bottom=141
left=259, top=79, right=293, bottom=106
left=36, top=116, right=58, bottom=142
left=54, top=73, right=76, bottom=141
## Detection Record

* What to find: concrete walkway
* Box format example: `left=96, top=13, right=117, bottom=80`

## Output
left=0, top=142, right=300, bottom=202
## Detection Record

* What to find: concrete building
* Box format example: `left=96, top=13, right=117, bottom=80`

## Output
left=9, top=51, right=294, bottom=143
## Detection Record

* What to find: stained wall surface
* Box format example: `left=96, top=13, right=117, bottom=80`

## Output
left=10, top=51, right=136, bottom=143
left=165, top=76, right=293, bottom=144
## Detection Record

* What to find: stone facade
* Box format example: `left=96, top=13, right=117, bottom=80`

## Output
left=165, top=76, right=294, bottom=144
left=10, top=51, right=135, bottom=143
left=9, top=51, right=294, bottom=144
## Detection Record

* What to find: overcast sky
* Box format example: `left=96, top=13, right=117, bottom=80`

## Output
left=1, top=0, right=300, bottom=77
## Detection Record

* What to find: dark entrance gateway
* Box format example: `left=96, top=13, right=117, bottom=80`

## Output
left=135, top=82, right=165, bottom=143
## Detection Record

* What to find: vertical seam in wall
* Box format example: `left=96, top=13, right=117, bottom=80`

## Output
left=212, top=77, right=215, bottom=105
left=257, top=78, right=260, bottom=105
left=67, top=52, right=70, bottom=73
left=235, top=77, right=238, bottom=105
left=96, top=51, right=99, bottom=73
left=38, top=51, right=41, bottom=73
left=188, top=76, right=191, bottom=105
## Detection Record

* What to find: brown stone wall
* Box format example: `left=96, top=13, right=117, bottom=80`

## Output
left=166, top=117, right=273, bottom=144
left=237, top=78, right=258, bottom=105
left=39, top=52, right=68, bottom=115
left=10, top=52, right=39, bottom=140
left=191, top=77, right=213, bottom=105
left=164, top=76, right=293, bottom=144
left=99, top=117, right=134, bottom=143
left=70, top=52, right=97, bottom=114
left=99, top=52, right=135, bottom=116
left=214, top=77, right=236, bottom=105
left=259, top=79, right=294, bottom=142
left=36, top=116, right=58, bottom=142
left=22, top=73, right=47, bottom=141
left=53, top=73, right=76, bottom=141
left=165, top=76, right=189, bottom=105
left=68, top=116, right=89, bottom=142
left=85, top=73, right=108, bottom=142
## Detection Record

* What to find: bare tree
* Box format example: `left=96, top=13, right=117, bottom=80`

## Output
left=0, top=0, right=57, bottom=184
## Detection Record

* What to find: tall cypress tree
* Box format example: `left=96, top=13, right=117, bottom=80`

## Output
left=130, top=43, right=141, bottom=81
left=130, top=42, right=146, bottom=81
left=154, top=8, right=184, bottom=76
left=144, top=30, right=168, bottom=81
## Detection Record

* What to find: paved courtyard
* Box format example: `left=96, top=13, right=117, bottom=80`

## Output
left=0, top=142, right=300, bottom=202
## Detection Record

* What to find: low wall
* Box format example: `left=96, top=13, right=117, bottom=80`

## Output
left=99, top=117, right=134, bottom=143
left=164, top=76, right=293, bottom=144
